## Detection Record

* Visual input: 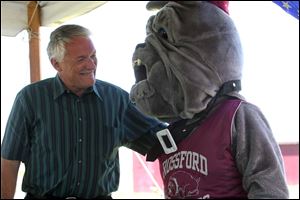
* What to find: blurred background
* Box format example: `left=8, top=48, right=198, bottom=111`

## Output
left=1, top=1, right=299, bottom=199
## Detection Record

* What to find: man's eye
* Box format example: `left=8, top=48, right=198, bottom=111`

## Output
left=158, top=28, right=168, bottom=40
left=77, top=57, right=86, bottom=62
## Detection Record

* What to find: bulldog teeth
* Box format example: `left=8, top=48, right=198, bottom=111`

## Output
left=133, top=59, right=142, bottom=67
left=133, top=58, right=147, bottom=83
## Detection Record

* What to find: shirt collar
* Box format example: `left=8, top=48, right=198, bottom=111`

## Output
left=53, top=74, right=102, bottom=100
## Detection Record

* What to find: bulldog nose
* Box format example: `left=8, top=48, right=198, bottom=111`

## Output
left=135, top=43, right=146, bottom=50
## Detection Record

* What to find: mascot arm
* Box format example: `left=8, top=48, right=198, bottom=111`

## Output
left=233, top=102, right=289, bottom=199
left=123, top=102, right=167, bottom=155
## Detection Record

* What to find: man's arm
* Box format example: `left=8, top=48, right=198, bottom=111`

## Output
left=1, top=158, right=21, bottom=199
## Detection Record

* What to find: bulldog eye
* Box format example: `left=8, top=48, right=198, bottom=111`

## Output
left=158, top=28, right=168, bottom=40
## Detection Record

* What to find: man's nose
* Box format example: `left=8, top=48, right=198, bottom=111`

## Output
left=87, top=58, right=97, bottom=68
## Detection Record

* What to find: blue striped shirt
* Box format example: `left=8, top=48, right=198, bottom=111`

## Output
left=1, top=75, right=165, bottom=198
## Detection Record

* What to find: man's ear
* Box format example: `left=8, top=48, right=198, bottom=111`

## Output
left=51, top=58, right=62, bottom=72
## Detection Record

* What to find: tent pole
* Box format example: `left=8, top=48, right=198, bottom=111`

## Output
left=27, top=1, right=41, bottom=83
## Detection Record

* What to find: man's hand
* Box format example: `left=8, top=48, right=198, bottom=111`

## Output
left=1, top=158, right=20, bottom=199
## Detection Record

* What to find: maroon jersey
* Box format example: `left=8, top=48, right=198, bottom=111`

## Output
left=158, top=99, right=247, bottom=199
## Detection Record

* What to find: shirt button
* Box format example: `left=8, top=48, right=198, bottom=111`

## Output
left=78, top=160, right=82, bottom=164
left=77, top=182, right=80, bottom=186
left=79, top=139, right=82, bottom=143
left=79, top=118, right=82, bottom=121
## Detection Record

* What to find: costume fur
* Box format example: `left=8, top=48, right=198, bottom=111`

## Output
left=130, top=1, right=289, bottom=198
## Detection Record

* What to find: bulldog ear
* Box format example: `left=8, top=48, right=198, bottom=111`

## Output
left=146, top=1, right=230, bottom=14
left=146, top=1, right=169, bottom=11
left=146, top=1, right=198, bottom=10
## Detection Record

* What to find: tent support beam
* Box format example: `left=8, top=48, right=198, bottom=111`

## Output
left=28, top=1, right=41, bottom=83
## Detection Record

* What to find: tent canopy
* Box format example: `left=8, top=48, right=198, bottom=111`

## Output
left=1, top=1, right=107, bottom=82
left=1, top=1, right=107, bottom=37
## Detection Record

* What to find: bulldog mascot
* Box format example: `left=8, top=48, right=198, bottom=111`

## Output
left=130, top=1, right=289, bottom=199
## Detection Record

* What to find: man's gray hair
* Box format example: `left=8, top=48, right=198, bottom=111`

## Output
left=47, top=24, right=91, bottom=62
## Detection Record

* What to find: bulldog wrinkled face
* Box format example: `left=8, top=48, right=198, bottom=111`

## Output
left=130, top=1, right=243, bottom=121
left=130, top=14, right=182, bottom=122
left=132, top=15, right=167, bottom=84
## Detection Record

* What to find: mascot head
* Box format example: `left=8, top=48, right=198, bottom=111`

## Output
left=130, top=1, right=243, bottom=122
